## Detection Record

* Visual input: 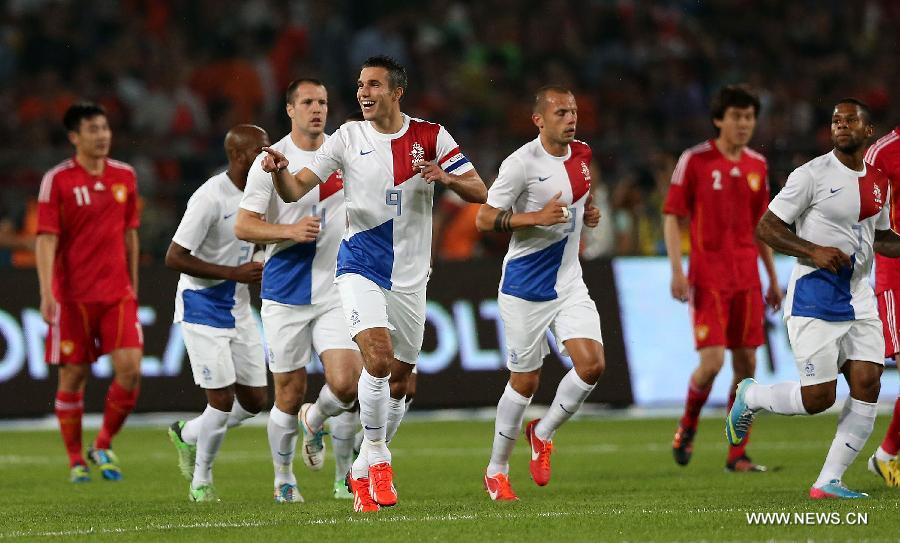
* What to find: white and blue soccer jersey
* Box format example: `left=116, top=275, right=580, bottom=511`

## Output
left=173, top=172, right=254, bottom=328
left=307, top=115, right=473, bottom=293
left=240, top=134, right=345, bottom=306
left=487, top=138, right=594, bottom=301
left=770, top=151, right=891, bottom=321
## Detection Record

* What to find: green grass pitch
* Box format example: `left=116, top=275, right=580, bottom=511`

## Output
left=0, top=414, right=896, bottom=542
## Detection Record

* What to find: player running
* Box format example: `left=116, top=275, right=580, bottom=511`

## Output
left=663, top=85, right=781, bottom=472
left=36, top=102, right=143, bottom=483
left=729, top=99, right=900, bottom=498
left=475, top=86, right=604, bottom=501
left=165, top=125, right=270, bottom=502
left=261, top=55, right=486, bottom=512
left=235, top=80, right=362, bottom=502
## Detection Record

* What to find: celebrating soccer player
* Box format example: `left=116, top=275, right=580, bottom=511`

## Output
left=36, top=102, right=143, bottom=483
left=865, top=125, right=900, bottom=487
left=663, top=85, right=781, bottom=472
left=260, top=56, right=486, bottom=512
left=235, top=80, right=363, bottom=502
left=475, top=86, right=604, bottom=501
left=165, top=125, right=270, bottom=502
left=729, top=98, right=900, bottom=498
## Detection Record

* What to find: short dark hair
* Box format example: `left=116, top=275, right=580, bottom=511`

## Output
left=361, top=55, right=407, bottom=93
left=835, top=97, right=873, bottom=125
left=285, top=78, right=326, bottom=105
left=63, top=102, right=107, bottom=132
left=710, top=84, right=761, bottom=121
left=533, top=85, right=574, bottom=113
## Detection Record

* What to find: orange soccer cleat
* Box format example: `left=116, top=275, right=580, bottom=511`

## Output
left=368, top=462, right=398, bottom=507
left=525, top=419, right=554, bottom=486
left=346, top=474, right=380, bottom=512
left=484, top=471, right=519, bottom=501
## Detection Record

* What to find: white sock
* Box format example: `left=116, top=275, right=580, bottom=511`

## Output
left=404, top=396, right=414, bottom=413
left=814, top=397, right=877, bottom=488
left=330, top=410, right=358, bottom=481
left=227, top=398, right=257, bottom=428
left=267, top=406, right=298, bottom=487
left=745, top=381, right=807, bottom=415
left=386, top=395, right=406, bottom=442
left=306, top=385, right=353, bottom=432
left=191, top=405, right=230, bottom=489
left=486, top=383, right=532, bottom=476
left=875, top=446, right=896, bottom=462
left=535, top=369, right=595, bottom=442
left=358, top=368, right=391, bottom=465
left=351, top=439, right=370, bottom=480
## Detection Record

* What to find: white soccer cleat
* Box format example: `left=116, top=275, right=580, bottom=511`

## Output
left=298, top=403, right=326, bottom=471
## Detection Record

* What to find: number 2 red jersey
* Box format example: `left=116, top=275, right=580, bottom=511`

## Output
left=663, top=140, right=769, bottom=289
left=867, top=127, right=900, bottom=295
left=37, top=158, right=140, bottom=302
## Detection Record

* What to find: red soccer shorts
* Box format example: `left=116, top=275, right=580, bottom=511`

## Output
left=45, top=296, right=143, bottom=365
left=689, top=287, right=764, bottom=350
left=877, top=289, right=900, bottom=358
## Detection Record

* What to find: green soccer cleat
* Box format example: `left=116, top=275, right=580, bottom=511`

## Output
left=70, top=463, right=90, bottom=483
left=168, top=421, right=196, bottom=481
left=87, top=447, right=122, bottom=481
left=189, top=484, right=220, bottom=502
left=725, top=378, right=757, bottom=446
left=333, top=478, right=353, bottom=500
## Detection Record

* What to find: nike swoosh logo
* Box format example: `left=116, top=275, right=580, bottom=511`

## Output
left=830, top=187, right=842, bottom=194
left=498, top=432, right=516, bottom=441
left=277, top=451, right=292, bottom=457
left=360, top=150, right=374, bottom=155
left=487, top=484, right=499, bottom=500
left=538, top=176, right=551, bottom=182
left=559, top=403, right=575, bottom=415
left=364, top=425, right=383, bottom=431
left=223, top=212, right=237, bottom=219
left=845, top=442, right=859, bottom=452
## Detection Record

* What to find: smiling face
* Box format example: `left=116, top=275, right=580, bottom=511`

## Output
left=68, top=114, right=111, bottom=159
left=831, top=102, right=873, bottom=154
left=713, top=106, right=757, bottom=148
left=357, top=66, right=402, bottom=122
left=287, top=82, right=328, bottom=137
left=533, top=90, right=577, bottom=146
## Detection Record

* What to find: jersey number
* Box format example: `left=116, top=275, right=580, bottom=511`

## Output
left=711, top=170, right=722, bottom=191
left=386, top=189, right=402, bottom=216
left=72, top=186, right=91, bottom=206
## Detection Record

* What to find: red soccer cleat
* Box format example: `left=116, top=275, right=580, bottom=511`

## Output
left=368, top=462, right=398, bottom=507
left=346, top=474, right=380, bottom=512
left=484, top=471, right=519, bottom=501
left=525, top=419, right=554, bottom=486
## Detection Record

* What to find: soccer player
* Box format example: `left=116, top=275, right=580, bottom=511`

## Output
left=234, top=79, right=362, bottom=502
left=729, top=98, right=900, bottom=498
left=865, top=125, right=900, bottom=487
left=475, top=86, right=603, bottom=501
left=164, top=125, right=270, bottom=502
left=663, top=85, right=781, bottom=472
left=261, top=55, right=486, bottom=512
left=36, top=102, right=142, bottom=483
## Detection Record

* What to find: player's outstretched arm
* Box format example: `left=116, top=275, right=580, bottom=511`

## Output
left=35, top=233, right=58, bottom=324
left=234, top=209, right=321, bottom=245
left=475, top=192, right=569, bottom=233
left=756, top=210, right=850, bottom=273
left=165, top=242, right=263, bottom=284
left=663, top=214, right=690, bottom=302
left=874, top=229, right=900, bottom=258
left=260, top=147, right=321, bottom=203
left=417, top=160, right=487, bottom=203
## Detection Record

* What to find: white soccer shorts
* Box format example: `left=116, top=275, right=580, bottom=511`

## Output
left=786, top=316, right=885, bottom=386
left=181, top=311, right=267, bottom=389
left=498, top=281, right=603, bottom=372
left=261, top=295, right=358, bottom=374
left=335, top=273, right=426, bottom=364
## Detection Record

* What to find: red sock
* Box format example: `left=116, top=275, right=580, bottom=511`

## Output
left=679, top=381, right=712, bottom=431
left=55, top=390, right=85, bottom=467
left=726, top=390, right=751, bottom=462
left=881, top=397, right=900, bottom=456
left=94, top=381, right=139, bottom=449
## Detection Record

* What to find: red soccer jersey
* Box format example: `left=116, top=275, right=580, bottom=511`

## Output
left=37, top=157, right=140, bottom=302
left=868, top=127, right=900, bottom=294
left=663, top=140, right=769, bottom=290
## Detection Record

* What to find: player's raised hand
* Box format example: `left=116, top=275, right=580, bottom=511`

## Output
left=415, top=160, right=450, bottom=185
left=765, top=282, right=783, bottom=311
left=287, top=215, right=321, bottom=243
left=231, top=261, right=264, bottom=284
left=534, top=192, right=570, bottom=226
left=809, top=245, right=852, bottom=274
left=40, top=294, right=58, bottom=325
left=670, top=271, right=690, bottom=303
left=583, top=193, right=601, bottom=228
left=261, top=147, right=289, bottom=173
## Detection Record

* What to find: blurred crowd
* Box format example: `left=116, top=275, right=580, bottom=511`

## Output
left=2, top=0, right=899, bottom=266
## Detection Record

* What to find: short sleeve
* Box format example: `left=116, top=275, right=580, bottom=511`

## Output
left=36, top=169, right=61, bottom=234
left=125, top=171, right=140, bottom=229
left=308, top=127, right=345, bottom=182
left=769, top=167, right=815, bottom=224
left=241, top=153, right=274, bottom=215
left=436, top=126, right=474, bottom=175
left=172, top=191, right=216, bottom=252
left=662, top=150, right=695, bottom=216
left=486, top=155, right=527, bottom=210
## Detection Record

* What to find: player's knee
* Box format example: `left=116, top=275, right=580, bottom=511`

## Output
left=576, top=357, right=605, bottom=385
left=241, top=388, right=268, bottom=413
left=330, top=375, right=358, bottom=403
left=206, top=388, right=235, bottom=412
left=801, top=388, right=835, bottom=414
left=509, top=372, right=540, bottom=397
left=359, top=340, right=393, bottom=376
left=114, top=369, right=141, bottom=391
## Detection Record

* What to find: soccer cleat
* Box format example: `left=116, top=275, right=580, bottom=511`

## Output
left=672, top=425, right=696, bottom=466
left=167, top=421, right=196, bottom=481
left=298, top=403, right=326, bottom=471
left=346, top=474, right=380, bottom=512
left=725, top=378, right=756, bottom=446
left=484, top=472, right=518, bottom=501
left=368, top=462, right=398, bottom=506
left=69, top=463, right=90, bottom=483
left=274, top=482, right=304, bottom=503
left=868, top=454, right=900, bottom=487
left=726, top=455, right=768, bottom=473
left=809, top=479, right=869, bottom=499
left=189, top=484, right=220, bottom=502
left=525, top=419, right=553, bottom=486
left=87, top=447, right=122, bottom=481
left=333, top=478, right=353, bottom=500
